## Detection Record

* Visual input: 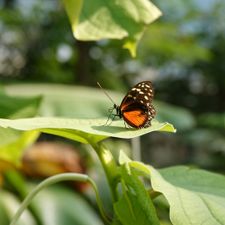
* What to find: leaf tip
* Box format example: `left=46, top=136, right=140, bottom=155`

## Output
left=123, top=40, right=137, bottom=58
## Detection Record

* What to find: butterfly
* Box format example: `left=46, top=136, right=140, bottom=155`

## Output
left=98, top=81, right=156, bottom=129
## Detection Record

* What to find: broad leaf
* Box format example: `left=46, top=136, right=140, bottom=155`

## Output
left=35, top=186, right=104, bottom=225
left=0, top=93, right=42, bottom=165
left=0, top=117, right=175, bottom=144
left=63, top=0, right=162, bottom=56
left=4, top=83, right=118, bottom=118
left=155, top=102, right=195, bottom=131
left=0, top=129, right=40, bottom=166
left=0, top=190, right=36, bottom=225
left=128, top=160, right=225, bottom=225
left=4, top=84, right=190, bottom=128
left=114, top=160, right=159, bottom=225
left=0, top=187, right=103, bottom=225
left=0, top=93, right=42, bottom=119
left=198, top=112, right=225, bottom=129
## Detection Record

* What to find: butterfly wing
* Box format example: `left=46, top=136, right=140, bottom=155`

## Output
left=120, top=81, right=156, bottom=128
left=122, top=103, right=149, bottom=128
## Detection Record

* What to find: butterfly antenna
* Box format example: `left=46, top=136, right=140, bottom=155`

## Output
left=97, top=82, right=116, bottom=105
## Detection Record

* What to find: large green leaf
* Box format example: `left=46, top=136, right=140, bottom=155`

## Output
left=0, top=129, right=40, bottom=166
left=0, top=117, right=175, bottom=144
left=128, top=160, right=225, bottom=225
left=0, top=190, right=36, bottom=225
left=4, top=84, right=117, bottom=118
left=198, top=112, right=225, bottom=129
left=114, top=161, right=159, bottom=225
left=34, top=186, right=104, bottom=225
left=155, top=102, right=195, bottom=131
left=0, top=186, right=103, bottom=225
left=4, top=84, right=192, bottom=131
left=63, top=0, right=162, bottom=56
left=0, top=93, right=42, bottom=119
left=0, top=92, right=42, bottom=165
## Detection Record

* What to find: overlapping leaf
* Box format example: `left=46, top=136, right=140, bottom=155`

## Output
left=125, top=156, right=225, bottom=225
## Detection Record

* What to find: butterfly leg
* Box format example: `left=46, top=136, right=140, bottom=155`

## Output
left=104, top=113, right=120, bottom=126
left=104, top=114, right=112, bottom=126
left=104, top=107, right=115, bottom=126
left=123, top=121, right=134, bottom=129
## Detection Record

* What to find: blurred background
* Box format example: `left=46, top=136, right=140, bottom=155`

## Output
left=0, top=0, right=225, bottom=224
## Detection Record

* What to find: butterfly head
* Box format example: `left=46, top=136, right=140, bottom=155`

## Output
left=108, top=104, right=121, bottom=118
left=115, top=104, right=122, bottom=118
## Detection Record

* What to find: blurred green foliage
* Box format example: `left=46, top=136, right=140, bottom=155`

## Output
left=0, top=0, right=225, bottom=224
left=0, top=0, right=224, bottom=169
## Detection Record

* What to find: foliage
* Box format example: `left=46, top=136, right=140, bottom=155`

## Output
left=63, top=0, right=162, bottom=57
left=0, top=0, right=225, bottom=225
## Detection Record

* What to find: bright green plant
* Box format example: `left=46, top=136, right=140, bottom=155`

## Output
left=1, top=1, right=225, bottom=225
left=63, top=0, right=162, bottom=57
left=0, top=117, right=225, bottom=225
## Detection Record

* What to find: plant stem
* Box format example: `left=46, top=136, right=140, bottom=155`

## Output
left=4, top=170, right=42, bottom=225
left=10, top=173, right=110, bottom=225
left=89, top=140, right=119, bottom=202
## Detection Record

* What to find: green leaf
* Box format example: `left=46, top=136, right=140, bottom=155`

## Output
left=0, top=129, right=40, bottom=166
left=114, top=159, right=159, bottom=225
left=4, top=83, right=117, bottom=118
left=128, top=161, right=225, bottom=225
left=4, top=84, right=185, bottom=131
left=34, top=186, right=104, bottom=225
left=0, top=186, right=104, bottom=225
left=198, top=112, right=225, bottom=129
left=114, top=191, right=156, bottom=225
left=155, top=101, right=195, bottom=131
left=0, top=190, right=36, bottom=225
left=63, top=0, right=162, bottom=56
left=0, top=93, right=42, bottom=119
left=155, top=166, right=225, bottom=225
left=0, top=117, right=175, bottom=144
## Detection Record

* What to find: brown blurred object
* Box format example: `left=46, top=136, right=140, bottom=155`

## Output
left=21, top=141, right=87, bottom=191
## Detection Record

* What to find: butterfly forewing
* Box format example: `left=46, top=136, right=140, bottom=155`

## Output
left=119, top=81, right=156, bottom=128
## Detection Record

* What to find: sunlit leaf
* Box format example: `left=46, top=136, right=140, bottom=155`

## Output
left=0, top=129, right=40, bottom=166
left=114, top=158, right=159, bottom=225
left=0, top=93, right=42, bottom=119
left=0, top=117, right=176, bottom=144
left=63, top=0, right=162, bottom=56
left=128, top=160, right=225, bottom=225
left=4, top=84, right=191, bottom=132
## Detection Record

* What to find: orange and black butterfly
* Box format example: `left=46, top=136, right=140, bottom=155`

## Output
left=98, top=81, right=156, bottom=129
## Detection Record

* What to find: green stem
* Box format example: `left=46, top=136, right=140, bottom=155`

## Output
left=89, top=140, right=119, bottom=202
left=4, top=170, right=42, bottom=225
left=10, top=173, right=110, bottom=225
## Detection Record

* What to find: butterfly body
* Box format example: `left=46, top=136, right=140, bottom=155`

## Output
left=113, top=81, right=156, bottom=129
